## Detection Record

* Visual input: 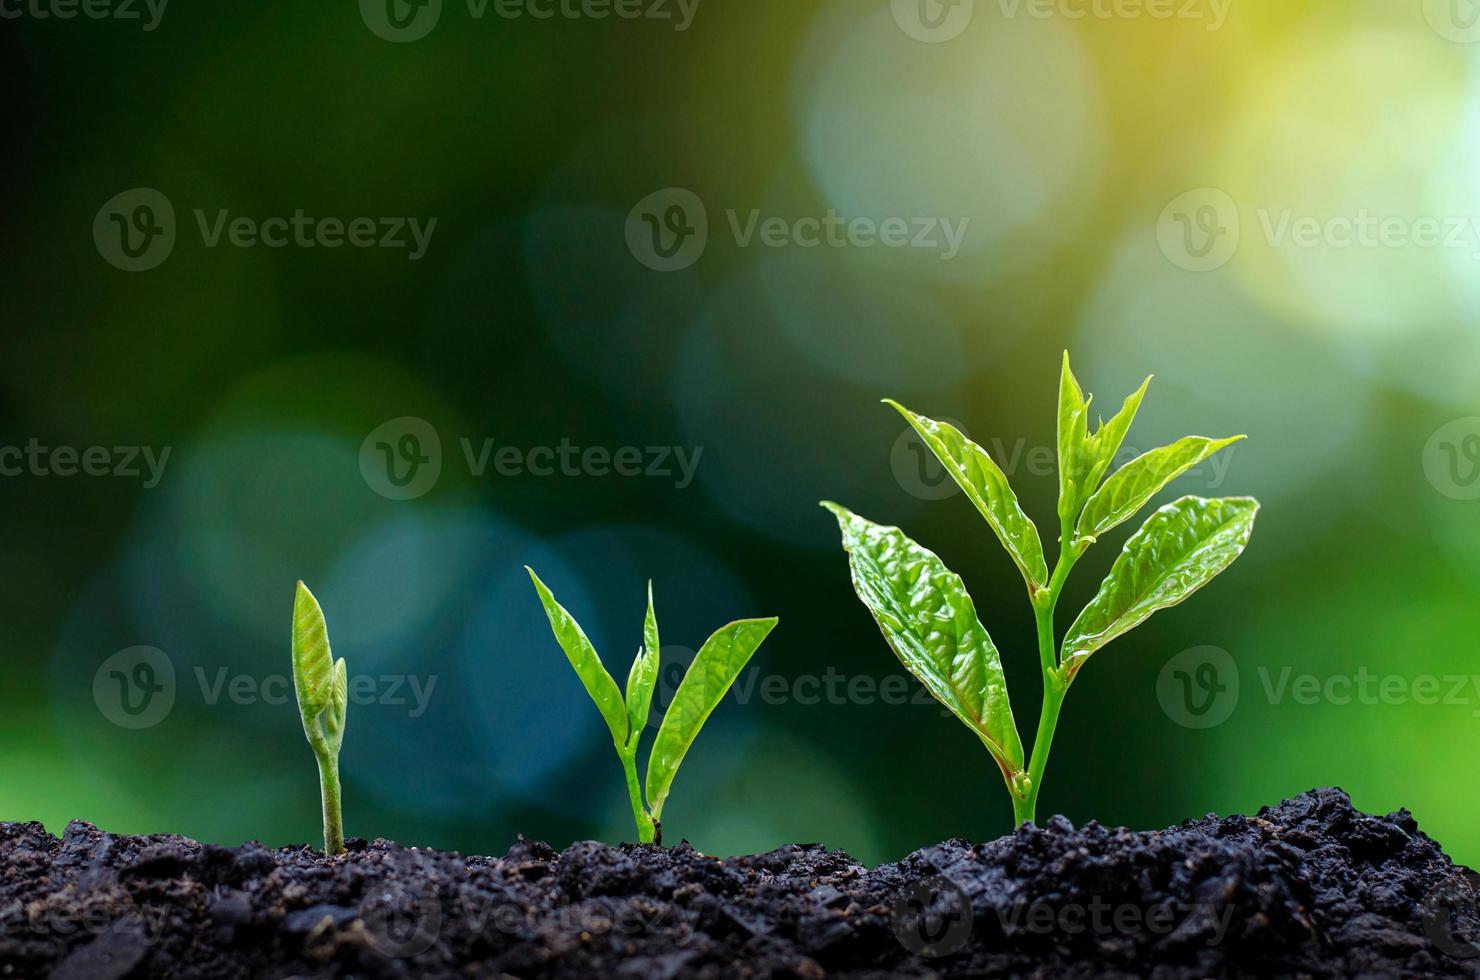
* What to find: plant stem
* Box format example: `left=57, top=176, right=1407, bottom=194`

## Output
left=1018, top=523, right=1079, bottom=827
left=621, top=751, right=656, bottom=844
left=315, top=748, right=344, bottom=856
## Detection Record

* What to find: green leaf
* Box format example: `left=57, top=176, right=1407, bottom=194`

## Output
left=1056, top=353, right=1151, bottom=527
left=624, top=582, right=660, bottom=752
left=292, top=581, right=334, bottom=723
left=1076, top=436, right=1245, bottom=543
left=645, top=617, right=777, bottom=819
left=822, top=502, right=1026, bottom=784
left=885, top=400, right=1048, bottom=593
left=1061, top=496, right=1258, bottom=682
left=527, top=567, right=629, bottom=749
left=324, top=658, right=348, bottom=751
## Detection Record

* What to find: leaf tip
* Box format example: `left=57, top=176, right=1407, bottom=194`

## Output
left=881, top=398, right=911, bottom=419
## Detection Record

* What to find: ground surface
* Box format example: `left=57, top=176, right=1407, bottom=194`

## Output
left=1, top=788, right=1476, bottom=978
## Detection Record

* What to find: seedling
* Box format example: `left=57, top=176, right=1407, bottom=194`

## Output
left=528, top=568, right=777, bottom=844
left=291, top=581, right=349, bottom=855
left=824, top=354, right=1257, bottom=828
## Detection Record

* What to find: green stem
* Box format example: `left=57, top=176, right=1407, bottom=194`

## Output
left=315, top=748, right=344, bottom=856
left=621, top=751, right=656, bottom=844
left=1017, top=524, right=1080, bottom=827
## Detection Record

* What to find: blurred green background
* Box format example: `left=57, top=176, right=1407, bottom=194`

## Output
left=3, top=0, right=1480, bottom=869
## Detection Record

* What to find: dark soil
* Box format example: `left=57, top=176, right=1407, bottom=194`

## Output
left=2, top=788, right=1476, bottom=979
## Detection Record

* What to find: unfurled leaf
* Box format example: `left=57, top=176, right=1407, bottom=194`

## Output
left=823, top=502, right=1025, bottom=783
left=1062, top=496, right=1258, bottom=682
left=527, top=567, right=629, bottom=748
left=886, top=400, right=1048, bottom=593
left=1056, top=353, right=1151, bottom=527
left=292, top=581, right=334, bottom=721
left=624, top=583, right=660, bottom=751
left=646, top=617, right=777, bottom=818
left=1076, top=436, right=1245, bottom=542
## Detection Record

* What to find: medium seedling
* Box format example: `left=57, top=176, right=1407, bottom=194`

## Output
left=824, top=353, right=1257, bottom=828
left=291, top=581, right=348, bottom=855
left=528, top=568, right=777, bottom=844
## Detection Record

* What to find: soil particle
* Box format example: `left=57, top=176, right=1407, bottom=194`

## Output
left=1, top=788, right=1475, bottom=978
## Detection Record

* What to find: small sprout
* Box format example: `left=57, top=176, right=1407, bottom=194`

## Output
left=528, top=568, right=777, bottom=844
left=825, top=353, right=1257, bottom=829
left=291, top=581, right=348, bottom=855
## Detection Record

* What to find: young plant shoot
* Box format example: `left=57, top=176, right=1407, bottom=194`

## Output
left=291, top=581, right=349, bottom=856
left=528, top=568, right=777, bottom=845
left=824, top=354, right=1257, bottom=828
